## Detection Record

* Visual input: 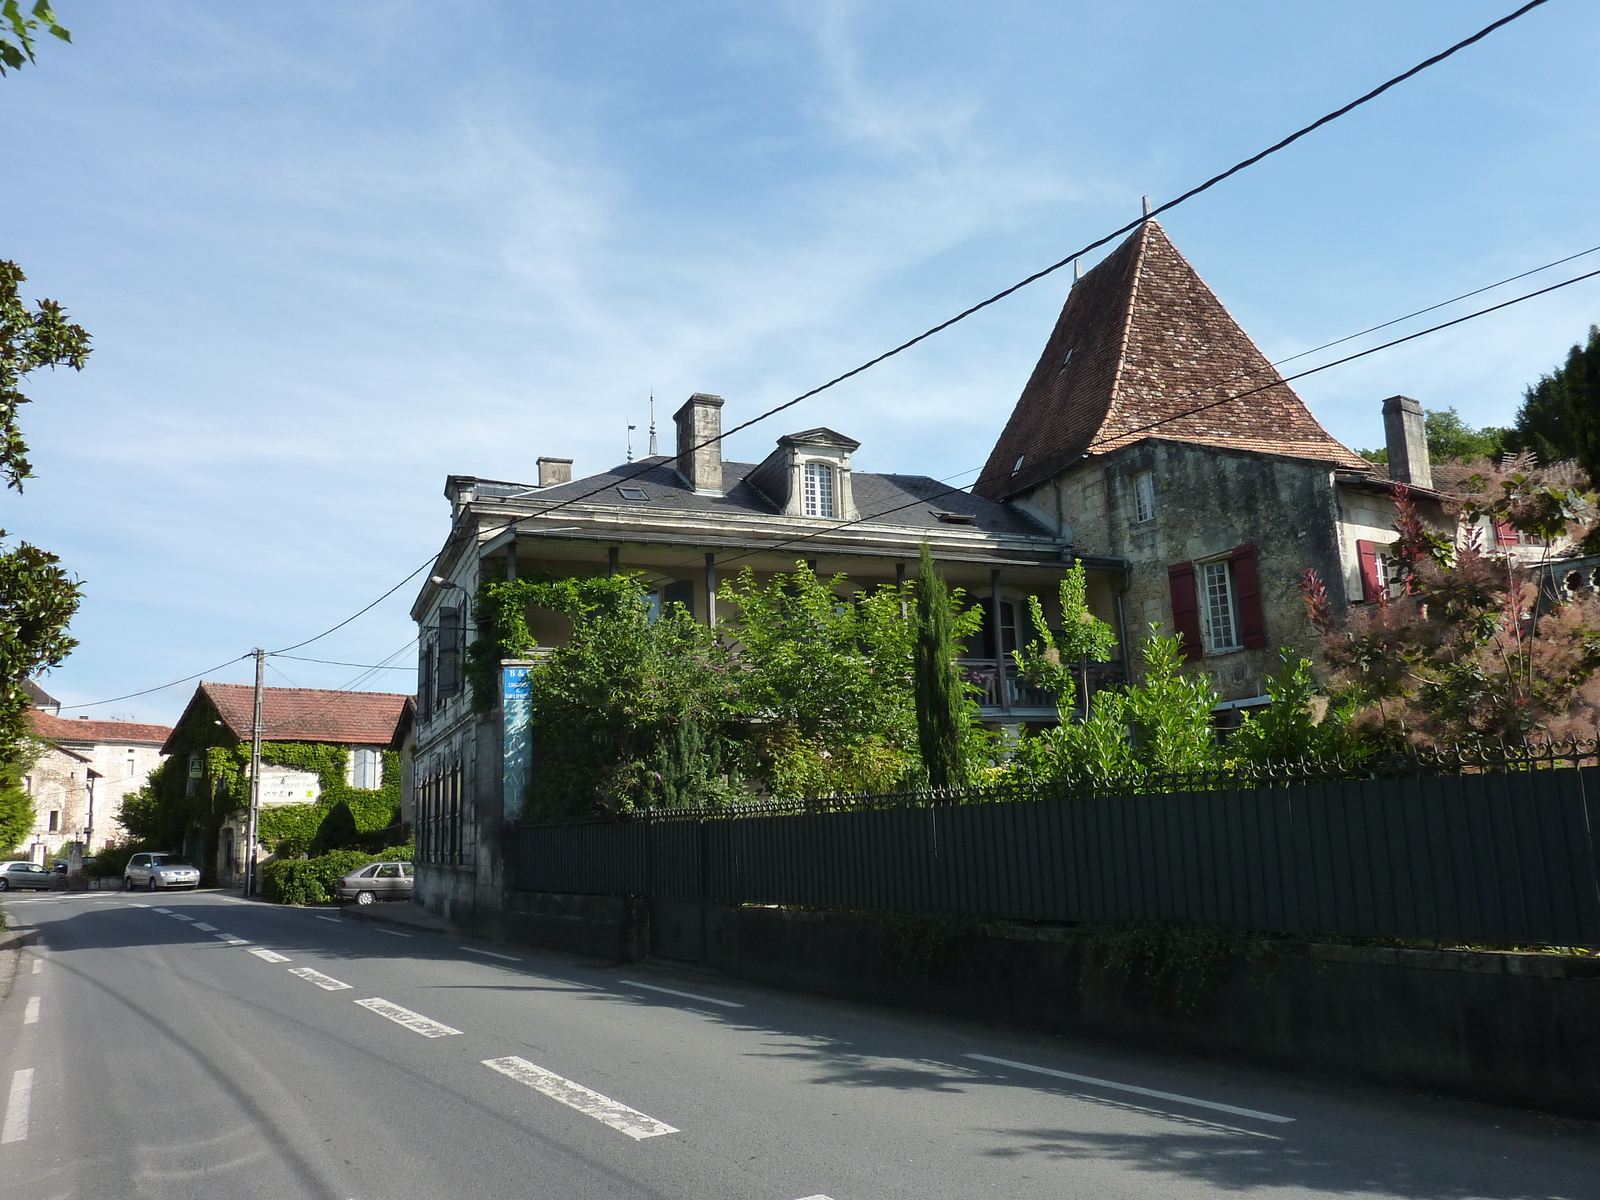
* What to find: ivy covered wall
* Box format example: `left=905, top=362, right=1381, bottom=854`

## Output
left=128, top=689, right=402, bottom=883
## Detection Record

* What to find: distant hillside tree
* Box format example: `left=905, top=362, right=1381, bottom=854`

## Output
left=1505, top=325, right=1600, bottom=471
left=1359, top=406, right=1506, bottom=465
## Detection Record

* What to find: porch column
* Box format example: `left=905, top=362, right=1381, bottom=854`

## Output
left=705, top=553, right=717, bottom=627
left=896, top=561, right=907, bottom=618
left=991, top=568, right=1011, bottom=715
left=608, top=546, right=619, bottom=576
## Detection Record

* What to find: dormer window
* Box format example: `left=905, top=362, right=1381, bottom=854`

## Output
left=803, top=462, right=836, bottom=518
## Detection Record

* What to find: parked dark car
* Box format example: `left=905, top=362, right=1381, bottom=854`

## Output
left=0, top=861, right=58, bottom=891
left=338, top=862, right=413, bottom=905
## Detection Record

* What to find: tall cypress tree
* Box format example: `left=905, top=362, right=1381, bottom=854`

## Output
left=913, top=543, right=966, bottom=789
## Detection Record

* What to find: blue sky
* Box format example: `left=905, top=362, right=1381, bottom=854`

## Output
left=3, top=1, right=1598, bottom=723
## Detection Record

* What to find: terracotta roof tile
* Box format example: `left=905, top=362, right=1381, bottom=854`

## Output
left=29, top=712, right=173, bottom=746
left=175, top=683, right=411, bottom=752
left=977, top=222, right=1369, bottom=499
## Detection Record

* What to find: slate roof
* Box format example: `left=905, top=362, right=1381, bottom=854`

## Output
left=164, top=683, right=411, bottom=753
left=485, top=457, right=1054, bottom=538
left=29, top=712, right=173, bottom=746
left=975, top=221, right=1370, bottom=500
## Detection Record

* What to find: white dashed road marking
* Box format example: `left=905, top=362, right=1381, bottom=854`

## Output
left=374, top=928, right=412, bottom=938
left=354, top=998, right=462, bottom=1038
left=482, top=1056, right=678, bottom=1140
left=171, top=914, right=193, bottom=922
left=152, top=908, right=170, bottom=914
left=193, top=923, right=217, bottom=931
left=30, top=960, right=40, bottom=975
left=1, top=1070, right=32, bottom=1144
left=962, top=1054, right=1295, bottom=1123
left=214, top=934, right=249, bottom=945
left=461, top=946, right=522, bottom=962
left=248, top=949, right=290, bottom=964
left=128, top=903, right=149, bottom=908
left=313, top=915, right=342, bottom=924
left=22, top=998, right=39, bottom=1025
left=619, top=980, right=744, bottom=1009
left=288, top=968, right=351, bottom=991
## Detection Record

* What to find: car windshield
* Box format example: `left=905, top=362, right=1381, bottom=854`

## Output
left=151, top=856, right=190, bottom=867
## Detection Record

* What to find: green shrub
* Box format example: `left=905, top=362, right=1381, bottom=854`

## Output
left=88, top=841, right=143, bottom=879
left=262, top=849, right=372, bottom=905
left=260, top=844, right=416, bottom=904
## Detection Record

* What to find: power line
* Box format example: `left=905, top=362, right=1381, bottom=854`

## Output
left=1273, top=243, right=1600, bottom=368
left=270, top=653, right=416, bottom=671
left=266, top=0, right=1547, bottom=652
left=54, top=654, right=252, bottom=713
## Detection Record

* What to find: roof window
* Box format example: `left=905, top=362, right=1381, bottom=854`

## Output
left=934, top=511, right=977, bottom=525
left=617, top=486, right=649, bottom=502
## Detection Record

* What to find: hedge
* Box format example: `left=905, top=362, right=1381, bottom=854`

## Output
left=261, top=843, right=414, bottom=906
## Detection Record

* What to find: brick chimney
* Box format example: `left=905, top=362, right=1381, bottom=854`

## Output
left=537, top=457, right=573, bottom=487
left=1382, top=396, right=1432, bottom=489
left=674, top=393, right=724, bottom=495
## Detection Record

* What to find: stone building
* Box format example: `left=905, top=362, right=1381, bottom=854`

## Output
left=975, top=219, right=1448, bottom=710
left=23, top=711, right=173, bottom=861
left=410, top=393, right=1109, bottom=928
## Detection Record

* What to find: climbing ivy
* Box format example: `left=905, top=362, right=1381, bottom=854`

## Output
left=121, top=689, right=402, bottom=884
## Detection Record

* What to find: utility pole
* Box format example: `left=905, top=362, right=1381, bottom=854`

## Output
left=244, top=648, right=264, bottom=896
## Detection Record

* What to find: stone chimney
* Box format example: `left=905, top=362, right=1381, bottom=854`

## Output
left=1382, top=395, right=1432, bottom=490
left=537, top=457, right=573, bottom=488
left=674, top=393, right=724, bottom=495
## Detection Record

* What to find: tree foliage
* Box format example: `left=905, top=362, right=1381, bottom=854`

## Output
left=0, top=1, right=69, bottom=76
left=1359, top=406, right=1507, bottom=466
left=1505, top=324, right=1600, bottom=472
left=1013, top=562, right=1117, bottom=718
left=1012, top=628, right=1218, bottom=785
left=0, top=735, right=41, bottom=853
left=912, top=543, right=970, bottom=789
left=477, top=573, right=738, bottom=821
left=1310, top=481, right=1600, bottom=746
left=1230, top=649, right=1349, bottom=765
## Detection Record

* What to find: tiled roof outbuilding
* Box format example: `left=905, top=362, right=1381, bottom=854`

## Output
left=29, top=712, right=173, bottom=746
left=162, top=683, right=412, bottom=755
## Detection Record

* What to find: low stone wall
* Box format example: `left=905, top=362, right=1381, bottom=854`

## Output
left=729, top=907, right=1600, bottom=1120
left=483, top=891, right=1600, bottom=1119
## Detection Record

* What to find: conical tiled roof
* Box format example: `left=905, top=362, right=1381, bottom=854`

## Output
left=975, top=222, right=1369, bottom=499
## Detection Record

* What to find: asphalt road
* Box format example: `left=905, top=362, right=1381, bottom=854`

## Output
left=0, top=891, right=1596, bottom=1200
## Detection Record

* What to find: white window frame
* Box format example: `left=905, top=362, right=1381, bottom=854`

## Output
left=348, top=747, right=383, bottom=790
left=1132, top=470, right=1155, bottom=523
left=803, top=461, right=836, bottom=518
left=1199, top=559, right=1240, bottom=653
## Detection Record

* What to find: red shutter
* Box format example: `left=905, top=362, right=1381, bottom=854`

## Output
left=1231, top=544, right=1266, bottom=649
left=1167, top=561, right=1203, bottom=661
left=1494, top=519, right=1519, bottom=546
left=1356, top=539, right=1381, bottom=603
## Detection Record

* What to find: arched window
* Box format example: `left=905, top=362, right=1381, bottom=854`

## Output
left=803, top=462, right=835, bottom=517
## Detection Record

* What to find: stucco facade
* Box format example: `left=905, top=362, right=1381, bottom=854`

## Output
left=22, top=714, right=173, bottom=861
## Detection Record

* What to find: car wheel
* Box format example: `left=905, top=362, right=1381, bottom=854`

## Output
left=124, top=877, right=133, bottom=891
left=0, top=879, right=9, bottom=891
left=147, top=877, right=158, bottom=891
left=356, top=890, right=376, bottom=906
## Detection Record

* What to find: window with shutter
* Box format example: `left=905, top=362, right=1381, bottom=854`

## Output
left=1230, top=544, right=1266, bottom=648
left=418, top=635, right=435, bottom=716
left=1166, top=561, right=1203, bottom=661
left=1356, top=539, right=1382, bottom=603
left=436, top=607, right=461, bottom=702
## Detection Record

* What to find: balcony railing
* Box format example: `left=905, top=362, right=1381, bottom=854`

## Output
left=959, top=660, right=1125, bottom=717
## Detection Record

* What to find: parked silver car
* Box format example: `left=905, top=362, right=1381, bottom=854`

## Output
left=0, top=861, right=58, bottom=891
left=125, top=852, right=201, bottom=891
left=338, top=862, right=413, bottom=905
